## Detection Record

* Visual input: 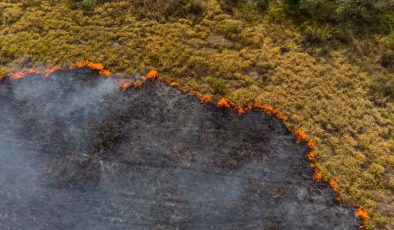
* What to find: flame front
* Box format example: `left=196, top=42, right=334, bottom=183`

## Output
left=75, top=61, right=111, bottom=77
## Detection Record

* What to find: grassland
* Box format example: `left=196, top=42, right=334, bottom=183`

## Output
left=0, top=0, right=393, bottom=229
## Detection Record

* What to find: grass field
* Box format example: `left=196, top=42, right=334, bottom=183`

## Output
left=0, top=0, right=393, bottom=229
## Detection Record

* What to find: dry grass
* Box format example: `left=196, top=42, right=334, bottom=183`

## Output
left=0, top=0, right=393, bottom=228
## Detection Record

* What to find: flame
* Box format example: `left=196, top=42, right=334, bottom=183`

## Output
left=329, top=179, right=338, bottom=192
left=8, top=69, right=40, bottom=80
left=217, top=98, right=233, bottom=109
left=237, top=106, right=245, bottom=115
left=75, top=61, right=111, bottom=77
left=170, top=82, right=179, bottom=88
left=307, top=139, right=315, bottom=149
left=313, top=171, right=322, bottom=182
left=247, top=103, right=289, bottom=121
left=294, top=129, right=308, bottom=143
left=356, top=207, right=369, bottom=229
left=44, top=66, right=61, bottom=78
left=119, top=80, right=144, bottom=91
left=307, top=151, right=316, bottom=161
left=198, top=94, right=212, bottom=104
left=145, top=70, right=158, bottom=80
left=120, top=82, right=133, bottom=91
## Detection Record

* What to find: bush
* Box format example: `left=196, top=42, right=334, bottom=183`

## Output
left=219, top=0, right=269, bottom=14
left=67, top=0, right=109, bottom=10
left=267, top=5, right=286, bottom=22
left=300, top=20, right=338, bottom=42
left=371, top=72, right=394, bottom=100
left=380, top=32, right=394, bottom=70
left=207, top=78, right=226, bottom=94
left=130, top=0, right=205, bottom=22
left=82, top=0, right=97, bottom=10
left=223, top=20, right=242, bottom=33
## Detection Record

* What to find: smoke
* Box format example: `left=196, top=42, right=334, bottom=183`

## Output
left=0, top=69, right=359, bottom=229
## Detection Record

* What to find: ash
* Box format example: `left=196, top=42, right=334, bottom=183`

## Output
left=0, top=69, right=358, bottom=229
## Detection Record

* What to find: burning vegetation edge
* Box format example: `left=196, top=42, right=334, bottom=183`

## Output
left=0, top=61, right=369, bottom=229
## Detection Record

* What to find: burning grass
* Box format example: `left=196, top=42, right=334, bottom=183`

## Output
left=0, top=66, right=361, bottom=229
left=0, top=1, right=392, bottom=228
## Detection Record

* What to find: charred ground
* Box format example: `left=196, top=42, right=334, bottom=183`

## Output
left=0, top=69, right=358, bottom=229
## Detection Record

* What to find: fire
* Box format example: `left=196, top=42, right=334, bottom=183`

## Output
left=313, top=171, right=322, bottom=182
left=198, top=94, right=212, bottom=104
left=249, top=103, right=288, bottom=121
left=8, top=69, right=40, bottom=80
left=307, top=151, right=316, bottom=161
left=329, top=179, right=338, bottom=192
left=120, top=82, right=133, bottom=91
left=170, top=82, right=179, bottom=88
left=44, top=66, right=61, bottom=78
left=294, top=129, right=308, bottom=143
left=237, top=106, right=245, bottom=115
left=75, top=61, right=111, bottom=77
left=145, top=70, right=158, bottom=80
left=217, top=98, right=233, bottom=109
left=307, top=139, right=315, bottom=149
left=356, top=208, right=369, bottom=229
left=119, top=80, right=144, bottom=91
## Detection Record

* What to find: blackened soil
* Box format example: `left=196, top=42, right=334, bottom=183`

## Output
left=0, top=69, right=358, bottom=229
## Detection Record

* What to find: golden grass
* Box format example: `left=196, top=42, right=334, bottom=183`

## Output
left=0, top=0, right=393, bottom=228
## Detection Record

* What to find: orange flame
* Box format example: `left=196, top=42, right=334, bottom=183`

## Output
left=307, top=151, right=316, bottom=161
left=170, top=82, right=179, bottom=88
left=249, top=103, right=289, bottom=121
left=8, top=69, right=41, bottom=80
left=237, top=106, right=245, bottom=115
left=75, top=61, right=110, bottom=77
left=198, top=94, right=212, bottom=104
left=217, top=98, right=233, bottom=109
left=356, top=207, right=369, bottom=229
left=120, top=82, right=133, bottom=91
left=329, top=179, right=338, bottom=192
left=44, top=66, right=61, bottom=78
left=307, top=139, right=315, bottom=149
left=294, top=129, right=308, bottom=143
left=145, top=70, right=158, bottom=80
left=313, top=171, right=322, bottom=182
left=119, top=80, right=145, bottom=91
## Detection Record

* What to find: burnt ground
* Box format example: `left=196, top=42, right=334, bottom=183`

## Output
left=0, top=69, right=358, bottom=229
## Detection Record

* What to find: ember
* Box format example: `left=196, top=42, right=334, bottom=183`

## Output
left=0, top=67, right=360, bottom=229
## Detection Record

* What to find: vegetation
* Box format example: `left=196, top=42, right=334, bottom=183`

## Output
left=0, top=0, right=393, bottom=229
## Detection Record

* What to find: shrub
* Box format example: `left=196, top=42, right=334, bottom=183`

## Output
left=221, top=19, right=243, bottom=39
left=130, top=0, right=205, bottom=22
left=300, top=20, right=338, bottom=42
left=67, top=0, right=109, bottom=10
left=267, top=5, right=286, bottom=22
left=380, top=32, right=394, bottom=70
left=207, top=77, right=226, bottom=94
left=82, top=0, right=97, bottom=10
left=219, top=0, right=270, bottom=15
left=223, top=19, right=242, bottom=33
left=371, top=71, right=394, bottom=100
